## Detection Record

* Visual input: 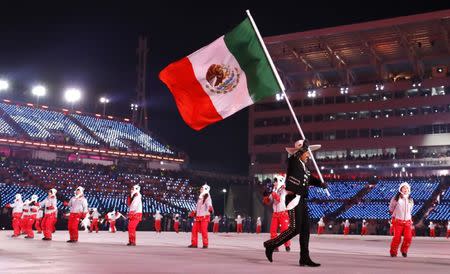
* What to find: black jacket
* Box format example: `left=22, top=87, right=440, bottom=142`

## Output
left=285, top=156, right=325, bottom=198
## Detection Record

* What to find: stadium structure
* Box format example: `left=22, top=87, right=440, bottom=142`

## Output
left=249, top=10, right=450, bottom=179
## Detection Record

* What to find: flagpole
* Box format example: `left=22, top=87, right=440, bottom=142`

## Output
left=246, top=10, right=330, bottom=196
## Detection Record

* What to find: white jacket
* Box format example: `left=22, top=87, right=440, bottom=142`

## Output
left=68, top=196, right=88, bottom=214
left=389, top=196, right=413, bottom=221
left=40, top=196, right=58, bottom=215
left=129, top=193, right=142, bottom=213
left=9, top=199, right=24, bottom=214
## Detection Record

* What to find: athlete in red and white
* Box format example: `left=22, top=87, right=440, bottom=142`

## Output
left=212, top=216, right=220, bottom=233
left=64, top=186, right=88, bottom=242
left=6, top=193, right=23, bottom=237
left=263, top=175, right=291, bottom=251
left=428, top=221, right=436, bottom=238
left=20, top=199, right=31, bottom=235
left=317, top=218, right=325, bottom=235
left=153, top=210, right=163, bottom=233
left=173, top=214, right=180, bottom=233
left=24, top=195, right=39, bottom=239
left=361, top=219, right=368, bottom=236
left=40, top=188, right=58, bottom=240
left=106, top=210, right=123, bottom=233
left=389, top=182, right=414, bottom=257
left=256, top=217, right=262, bottom=234
left=90, top=208, right=100, bottom=233
left=35, top=207, right=44, bottom=234
left=343, top=219, right=350, bottom=235
left=188, top=184, right=213, bottom=248
left=127, top=184, right=142, bottom=246
left=235, top=215, right=243, bottom=233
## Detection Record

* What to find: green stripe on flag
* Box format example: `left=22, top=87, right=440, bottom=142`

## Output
left=224, top=18, right=281, bottom=102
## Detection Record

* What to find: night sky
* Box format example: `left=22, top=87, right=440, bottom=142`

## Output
left=1, top=2, right=448, bottom=175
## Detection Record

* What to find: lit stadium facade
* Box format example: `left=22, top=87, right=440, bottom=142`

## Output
left=249, top=10, right=450, bottom=179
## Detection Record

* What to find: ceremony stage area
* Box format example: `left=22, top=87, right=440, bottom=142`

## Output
left=0, top=231, right=448, bottom=274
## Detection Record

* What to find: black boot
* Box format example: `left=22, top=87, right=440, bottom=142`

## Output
left=263, top=241, right=275, bottom=263
left=401, top=252, right=407, bottom=257
left=265, top=247, right=274, bottom=262
left=300, top=256, right=320, bottom=267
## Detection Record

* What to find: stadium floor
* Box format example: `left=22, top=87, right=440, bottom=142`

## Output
left=0, top=231, right=448, bottom=274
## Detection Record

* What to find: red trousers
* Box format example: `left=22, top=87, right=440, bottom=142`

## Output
left=155, top=220, right=161, bottom=232
left=12, top=212, right=22, bottom=236
left=128, top=213, right=142, bottom=244
left=412, top=229, right=416, bottom=237
left=109, top=220, right=116, bottom=233
left=213, top=223, right=219, bottom=233
left=270, top=211, right=290, bottom=247
left=256, top=225, right=261, bottom=234
left=90, top=219, right=99, bottom=233
left=41, top=213, right=56, bottom=239
left=237, top=223, right=243, bottom=233
left=191, top=216, right=209, bottom=247
left=317, top=226, right=324, bottom=235
left=390, top=219, right=412, bottom=256
left=430, top=229, right=435, bottom=237
left=447, top=230, right=450, bottom=238
left=344, top=227, right=350, bottom=235
left=20, top=216, right=28, bottom=234
left=35, top=218, right=42, bottom=233
left=361, top=227, right=367, bottom=236
left=68, top=213, right=82, bottom=241
left=25, top=215, right=36, bottom=238
left=389, top=226, right=394, bottom=236
left=174, top=222, right=179, bottom=233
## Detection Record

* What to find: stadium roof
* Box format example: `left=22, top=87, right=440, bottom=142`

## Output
left=264, top=9, right=450, bottom=90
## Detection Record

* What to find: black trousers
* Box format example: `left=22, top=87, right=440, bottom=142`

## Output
left=264, top=198, right=311, bottom=258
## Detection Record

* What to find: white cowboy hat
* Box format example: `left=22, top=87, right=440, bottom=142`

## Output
left=285, top=139, right=321, bottom=155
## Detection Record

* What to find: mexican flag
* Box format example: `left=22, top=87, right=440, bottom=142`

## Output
left=159, top=18, right=281, bottom=130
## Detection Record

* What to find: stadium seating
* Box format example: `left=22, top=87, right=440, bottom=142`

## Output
left=308, top=181, right=367, bottom=200
left=72, top=114, right=173, bottom=154
left=0, top=117, right=17, bottom=137
left=308, top=202, right=343, bottom=219
left=364, top=180, right=439, bottom=201
left=338, top=202, right=424, bottom=220
left=0, top=103, right=99, bottom=146
left=426, top=203, right=450, bottom=221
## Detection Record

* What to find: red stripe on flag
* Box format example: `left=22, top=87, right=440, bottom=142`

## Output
left=159, top=57, right=222, bottom=131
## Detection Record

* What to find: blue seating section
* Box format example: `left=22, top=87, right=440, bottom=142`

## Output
left=308, top=202, right=343, bottom=219
left=338, top=202, right=423, bottom=220
left=72, top=114, right=173, bottom=154
left=308, top=181, right=367, bottom=200
left=441, top=187, right=450, bottom=201
left=0, top=103, right=99, bottom=146
left=364, top=180, right=439, bottom=201
left=0, top=183, right=47, bottom=207
left=0, top=117, right=16, bottom=136
left=426, top=203, right=450, bottom=221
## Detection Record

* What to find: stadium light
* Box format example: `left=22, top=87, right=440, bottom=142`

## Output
left=99, top=96, right=110, bottom=116
left=32, top=85, right=46, bottom=97
left=64, top=88, right=82, bottom=110
left=340, top=86, right=349, bottom=95
left=0, top=79, right=9, bottom=91
left=222, top=188, right=227, bottom=193
left=130, top=103, right=139, bottom=111
left=32, top=85, right=47, bottom=106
